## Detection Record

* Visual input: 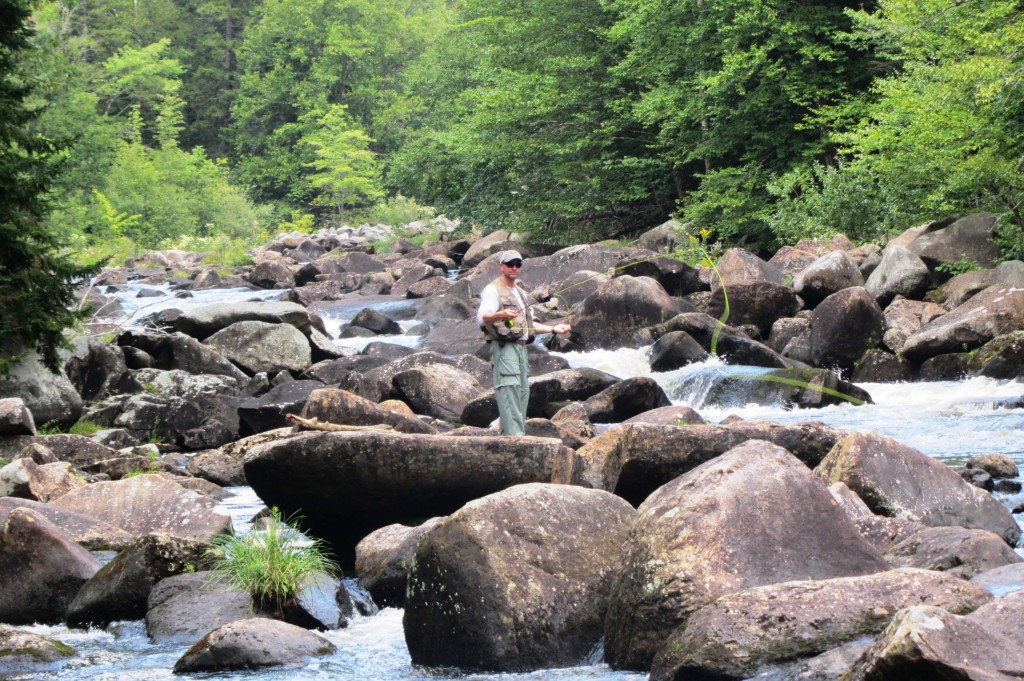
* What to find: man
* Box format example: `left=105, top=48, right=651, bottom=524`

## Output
left=477, top=250, right=571, bottom=435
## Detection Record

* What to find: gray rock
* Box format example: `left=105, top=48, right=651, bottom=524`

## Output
left=238, top=380, right=323, bottom=434
left=966, top=330, right=1024, bottom=379
left=650, top=568, right=991, bottom=681
left=203, top=320, right=312, bottom=375
left=902, top=284, right=1024, bottom=361
left=355, top=518, right=444, bottom=607
left=0, top=352, right=82, bottom=428
left=243, top=431, right=579, bottom=566
left=603, top=440, right=886, bottom=670
left=173, top=617, right=336, bottom=673
left=0, top=624, right=77, bottom=674
left=815, top=431, right=1021, bottom=545
left=0, top=507, right=101, bottom=624
left=908, top=212, right=1002, bottom=271
left=648, top=330, right=709, bottom=371
left=573, top=275, right=687, bottom=350
left=0, top=397, right=35, bottom=436
left=0, top=458, right=87, bottom=502
left=808, top=287, right=885, bottom=376
left=405, top=483, right=635, bottom=672
left=793, top=250, right=865, bottom=307
left=0, top=497, right=135, bottom=550
left=146, top=572, right=263, bottom=644
left=51, top=474, right=233, bottom=541
left=967, top=452, right=1019, bottom=479
left=173, top=301, right=318, bottom=341
left=63, top=335, right=130, bottom=401
left=970, top=562, right=1024, bottom=597
left=714, top=248, right=784, bottom=285
left=883, top=526, right=1022, bottom=579
left=582, top=376, right=671, bottom=423
left=391, top=364, right=483, bottom=422
left=66, top=533, right=211, bottom=628
left=864, top=244, right=931, bottom=306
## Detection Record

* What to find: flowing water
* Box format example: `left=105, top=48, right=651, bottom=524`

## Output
left=26, top=283, right=1019, bottom=681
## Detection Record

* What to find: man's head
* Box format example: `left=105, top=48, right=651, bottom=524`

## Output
left=498, top=250, right=523, bottom=282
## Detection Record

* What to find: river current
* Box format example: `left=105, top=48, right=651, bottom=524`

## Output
left=14, top=284, right=1021, bottom=681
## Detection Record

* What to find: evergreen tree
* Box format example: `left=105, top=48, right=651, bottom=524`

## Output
left=0, top=0, right=95, bottom=373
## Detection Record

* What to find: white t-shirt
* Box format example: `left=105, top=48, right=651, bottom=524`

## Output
left=477, top=282, right=529, bottom=340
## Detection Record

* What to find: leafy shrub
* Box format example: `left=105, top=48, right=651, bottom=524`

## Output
left=204, top=508, right=338, bottom=615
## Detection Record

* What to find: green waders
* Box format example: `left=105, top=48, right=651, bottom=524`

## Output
left=491, top=341, right=529, bottom=436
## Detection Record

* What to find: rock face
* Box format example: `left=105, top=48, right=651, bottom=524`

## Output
left=390, top=364, right=483, bottom=422
left=808, top=287, right=885, bottom=375
left=603, top=440, right=886, bottom=670
left=815, top=431, right=1021, bottom=545
left=243, top=431, right=578, bottom=565
left=404, top=483, right=635, bottom=672
left=0, top=507, right=101, bottom=624
left=203, top=320, right=312, bottom=375
left=50, top=474, right=233, bottom=541
left=650, top=568, right=992, bottom=681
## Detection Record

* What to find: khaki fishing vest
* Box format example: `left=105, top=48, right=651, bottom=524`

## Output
left=481, top=277, right=535, bottom=344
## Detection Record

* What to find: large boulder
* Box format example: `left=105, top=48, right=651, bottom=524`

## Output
left=603, top=440, right=886, bottom=670
left=881, top=296, right=945, bottom=353
left=66, top=533, right=211, bottom=628
left=172, top=301, right=318, bottom=341
left=907, top=212, right=1002, bottom=271
left=864, top=244, right=931, bottom=306
left=650, top=568, right=992, bottom=681
left=815, top=431, right=1021, bottom=545
left=581, top=376, right=671, bottom=423
left=117, top=330, right=248, bottom=381
left=882, top=526, right=1022, bottom=580
left=63, top=335, right=130, bottom=402
left=238, top=380, right=323, bottom=434
left=902, top=284, right=1024, bottom=361
left=714, top=249, right=783, bottom=285
left=699, top=367, right=872, bottom=410
left=404, top=483, right=635, bottom=672
left=173, top=618, right=336, bottom=673
left=847, top=594, right=1024, bottom=680
left=572, top=275, right=686, bottom=350
left=966, top=329, right=1024, bottom=379
left=647, top=331, right=709, bottom=371
left=793, top=250, right=865, bottom=308
left=647, top=313, right=789, bottom=368
left=355, top=518, right=444, bottom=608
left=203, top=320, right=312, bottom=375
left=243, top=430, right=578, bottom=565
left=301, top=387, right=436, bottom=434
left=0, top=397, right=35, bottom=436
left=146, top=572, right=264, bottom=644
left=0, top=352, right=82, bottom=428
left=707, top=281, right=801, bottom=338
left=576, top=421, right=845, bottom=507
left=0, top=497, right=134, bottom=550
left=50, top=474, right=233, bottom=541
left=0, top=507, right=101, bottom=624
left=808, top=287, right=885, bottom=375
left=391, top=364, right=483, bottom=422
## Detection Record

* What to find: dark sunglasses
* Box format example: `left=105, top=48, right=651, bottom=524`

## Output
left=503, top=261, right=522, bottom=268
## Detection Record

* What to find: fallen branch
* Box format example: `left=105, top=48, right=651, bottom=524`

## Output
left=285, top=413, right=395, bottom=432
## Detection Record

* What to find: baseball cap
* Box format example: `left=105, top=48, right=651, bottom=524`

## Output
left=499, top=250, right=523, bottom=264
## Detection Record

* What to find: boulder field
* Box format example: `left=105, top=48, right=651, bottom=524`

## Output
left=0, top=215, right=1022, bottom=676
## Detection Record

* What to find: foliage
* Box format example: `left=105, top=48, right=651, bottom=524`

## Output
left=0, top=0, right=97, bottom=375
left=775, top=0, right=1024, bottom=250
left=205, top=508, right=339, bottom=614
left=302, top=104, right=384, bottom=216
left=367, top=194, right=435, bottom=226
left=935, top=257, right=982, bottom=278
left=68, top=420, right=103, bottom=436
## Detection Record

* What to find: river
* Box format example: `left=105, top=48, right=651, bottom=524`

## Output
left=15, top=283, right=1020, bottom=681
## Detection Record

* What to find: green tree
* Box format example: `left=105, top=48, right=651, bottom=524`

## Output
left=388, top=0, right=673, bottom=240
left=0, top=0, right=95, bottom=373
left=609, top=0, right=877, bottom=249
left=786, top=0, right=1024, bottom=254
left=303, top=104, right=384, bottom=217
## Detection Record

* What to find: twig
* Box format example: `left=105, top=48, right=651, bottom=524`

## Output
left=285, top=414, right=394, bottom=432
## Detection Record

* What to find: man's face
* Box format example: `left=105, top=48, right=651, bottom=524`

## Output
left=500, top=259, right=522, bottom=279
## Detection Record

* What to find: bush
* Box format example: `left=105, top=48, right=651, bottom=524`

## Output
left=205, top=508, right=338, bottom=615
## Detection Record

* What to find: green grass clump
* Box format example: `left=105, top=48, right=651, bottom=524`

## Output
left=68, top=420, right=104, bottom=436
left=204, top=508, right=338, bottom=616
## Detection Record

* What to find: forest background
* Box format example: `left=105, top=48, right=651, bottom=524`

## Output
left=2, top=0, right=1024, bottom=369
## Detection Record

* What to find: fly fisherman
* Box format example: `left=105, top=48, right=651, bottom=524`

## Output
left=476, top=250, right=571, bottom=435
